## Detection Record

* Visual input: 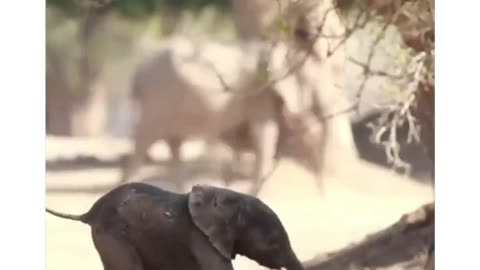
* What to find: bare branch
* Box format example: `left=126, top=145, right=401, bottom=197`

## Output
left=325, top=8, right=371, bottom=57
left=202, top=0, right=432, bottom=177
left=348, top=57, right=405, bottom=79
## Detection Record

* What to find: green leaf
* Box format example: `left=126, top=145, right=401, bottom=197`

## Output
left=260, top=31, right=269, bottom=41
left=274, top=18, right=289, bottom=33
left=258, top=66, right=270, bottom=85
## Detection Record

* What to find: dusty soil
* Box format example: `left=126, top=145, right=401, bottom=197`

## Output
left=45, top=136, right=433, bottom=270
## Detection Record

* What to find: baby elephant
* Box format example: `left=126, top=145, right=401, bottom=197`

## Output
left=46, top=183, right=304, bottom=270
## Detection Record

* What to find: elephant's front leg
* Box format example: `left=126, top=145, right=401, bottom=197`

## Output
left=191, top=230, right=234, bottom=270
left=248, top=114, right=279, bottom=196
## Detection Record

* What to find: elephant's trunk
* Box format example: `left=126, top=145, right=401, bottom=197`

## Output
left=286, top=260, right=304, bottom=270
left=285, top=251, right=304, bottom=270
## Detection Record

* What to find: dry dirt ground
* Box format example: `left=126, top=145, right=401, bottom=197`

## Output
left=45, top=136, right=433, bottom=270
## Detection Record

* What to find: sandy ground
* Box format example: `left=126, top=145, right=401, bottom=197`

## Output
left=45, top=137, right=433, bottom=270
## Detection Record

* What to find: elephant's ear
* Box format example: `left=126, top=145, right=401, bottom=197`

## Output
left=188, top=185, right=240, bottom=259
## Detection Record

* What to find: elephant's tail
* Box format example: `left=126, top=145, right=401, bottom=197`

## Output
left=46, top=208, right=88, bottom=224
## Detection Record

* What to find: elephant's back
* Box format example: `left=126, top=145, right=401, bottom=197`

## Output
left=85, top=183, right=177, bottom=226
left=113, top=183, right=189, bottom=231
left=173, top=41, right=259, bottom=92
left=131, top=49, right=182, bottom=100
left=112, top=185, right=202, bottom=268
left=130, top=40, right=265, bottom=139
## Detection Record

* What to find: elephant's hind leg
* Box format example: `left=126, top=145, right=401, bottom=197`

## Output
left=92, top=229, right=143, bottom=270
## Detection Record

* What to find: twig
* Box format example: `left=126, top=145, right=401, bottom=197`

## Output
left=348, top=57, right=406, bottom=79
left=353, top=5, right=406, bottom=106
left=325, top=8, right=371, bottom=57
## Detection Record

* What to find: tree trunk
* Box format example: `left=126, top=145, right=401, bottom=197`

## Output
left=231, top=0, right=288, bottom=40
left=70, top=6, right=110, bottom=137
left=289, top=0, right=360, bottom=176
left=70, top=78, right=108, bottom=137
left=156, top=0, right=181, bottom=37
left=359, top=1, right=435, bottom=268
left=304, top=203, right=434, bottom=270
left=46, top=48, right=72, bottom=136
left=334, top=1, right=435, bottom=269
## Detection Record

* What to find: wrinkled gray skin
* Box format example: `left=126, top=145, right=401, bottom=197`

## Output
left=46, top=182, right=303, bottom=270
left=120, top=38, right=311, bottom=194
left=190, top=184, right=304, bottom=270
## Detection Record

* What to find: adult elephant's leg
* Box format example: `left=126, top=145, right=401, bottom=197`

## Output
left=167, top=137, right=182, bottom=165
left=167, top=137, right=182, bottom=173
left=119, top=119, right=158, bottom=183
left=166, top=137, right=186, bottom=185
left=247, top=95, right=279, bottom=196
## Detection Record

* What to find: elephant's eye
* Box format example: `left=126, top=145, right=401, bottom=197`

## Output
left=213, top=197, right=218, bottom=208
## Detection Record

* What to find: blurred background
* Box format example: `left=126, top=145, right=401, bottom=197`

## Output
left=46, top=0, right=434, bottom=270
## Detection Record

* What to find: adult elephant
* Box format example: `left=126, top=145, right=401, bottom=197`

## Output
left=120, top=1, right=359, bottom=194
left=120, top=37, right=300, bottom=194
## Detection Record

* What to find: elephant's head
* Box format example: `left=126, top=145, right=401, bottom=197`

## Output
left=188, top=184, right=304, bottom=270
